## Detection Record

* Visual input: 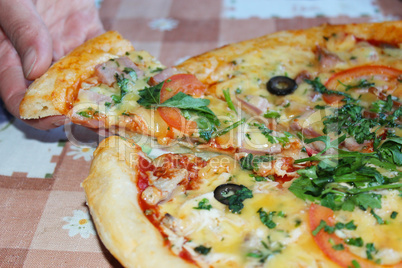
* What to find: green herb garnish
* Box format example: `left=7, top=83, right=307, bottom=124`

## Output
left=193, top=198, right=212, bottom=210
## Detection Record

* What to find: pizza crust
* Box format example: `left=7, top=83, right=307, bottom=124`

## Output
left=20, top=31, right=133, bottom=119
left=176, top=21, right=402, bottom=87
left=82, top=136, right=196, bottom=268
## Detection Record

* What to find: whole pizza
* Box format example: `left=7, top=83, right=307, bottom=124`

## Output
left=21, top=21, right=402, bottom=267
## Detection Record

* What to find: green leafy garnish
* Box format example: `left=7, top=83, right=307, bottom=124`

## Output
left=225, top=186, right=253, bottom=214
left=332, top=244, right=345, bottom=250
left=193, top=198, right=212, bottom=210
left=290, top=135, right=402, bottom=211
left=246, top=236, right=283, bottom=263
left=251, top=123, right=291, bottom=145
left=305, top=77, right=356, bottom=103
left=239, top=154, right=274, bottom=171
left=211, top=118, right=245, bottom=139
left=77, top=111, right=92, bottom=118
left=137, top=83, right=220, bottom=141
left=150, top=67, right=164, bottom=73
left=370, top=209, right=385, bottom=225
left=258, top=208, right=278, bottom=229
left=366, top=243, right=377, bottom=260
left=391, top=211, right=398, bottom=219
left=338, top=79, right=374, bottom=91
left=194, top=245, right=211, bottom=255
left=223, top=88, right=237, bottom=114
left=264, top=110, right=281, bottom=119
left=345, top=237, right=363, bottom=247
left=123, top=67, right=137, bottom=80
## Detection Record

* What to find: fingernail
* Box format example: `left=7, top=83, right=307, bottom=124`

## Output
left=23, top=47, right=37, bottom=78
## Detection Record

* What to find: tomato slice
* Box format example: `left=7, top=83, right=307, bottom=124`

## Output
left=321, top=94, right=345, bottom=105
left=323, top=65, right=402, bottom=105
left=157, top=74, right=207, bottom=134
left=309, top=204, right=402, bottom=268
left=325, top=65, right=402, bottom=90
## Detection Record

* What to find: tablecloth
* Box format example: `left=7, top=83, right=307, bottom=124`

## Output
left=1, top=0, right=401, bottom=266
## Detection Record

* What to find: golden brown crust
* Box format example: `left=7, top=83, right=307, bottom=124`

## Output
left=20, top=31, right=133, bottom=119
left=82, top=136, right=196, bottom=268
left=176, top=21, right=402, bottom=87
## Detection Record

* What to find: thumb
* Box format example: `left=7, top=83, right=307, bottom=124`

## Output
left=0, top=0, right=52, bottom=80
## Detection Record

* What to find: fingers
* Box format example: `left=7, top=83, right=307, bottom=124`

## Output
left=0, top=0, right=52, bottom=80
left=0, top=30, right=65, bottom=130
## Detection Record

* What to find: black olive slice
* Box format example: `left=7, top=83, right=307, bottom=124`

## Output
left=266, top=76, right=297, bottom=96
left=214, top=183, right=243, bottom=205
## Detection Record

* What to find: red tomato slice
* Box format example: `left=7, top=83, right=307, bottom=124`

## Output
left=157, top=74, right=207, bottom=134
left=323, top=65, right=402, bottom=105
left=325, top=65, right=402, bottom=90
left=309, top=204, right=402, bottom=268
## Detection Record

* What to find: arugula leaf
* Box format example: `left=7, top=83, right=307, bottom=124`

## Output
left=137, top=82, right=163, bottom=107
left=137, top=85, right=221, bottom=141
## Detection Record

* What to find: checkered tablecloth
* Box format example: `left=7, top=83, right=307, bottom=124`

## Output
left=1, top=0, right=401, bottom=267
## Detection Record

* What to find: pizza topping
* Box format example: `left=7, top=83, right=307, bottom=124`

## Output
left=266, top=76, right=298, bottom=96
left=236, top=95, right=271, bottom=116
left=95, top=56, right=143, bottom=85
left=290, top=134, right=402, bottom=211
left=149, top=67, right=178, bottom=85
left=315, top=45, right=343, bottom=70
left=306, top=77, right=356, bottom=104
left=142, top=169, right=188, bottom=205
left=213, top=184, right=253, bottom=213
left=137, top=74, right=220, bottom=137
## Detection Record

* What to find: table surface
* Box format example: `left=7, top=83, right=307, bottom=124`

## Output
left=1, top=0, right=401, bottom=267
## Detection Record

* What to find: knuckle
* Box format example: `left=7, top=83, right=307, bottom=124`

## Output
left=8, top=19, right=40, bottom=48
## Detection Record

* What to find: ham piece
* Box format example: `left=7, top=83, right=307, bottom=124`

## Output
left=315, top=45, right=342, bottom=70
left=94, top=56, right=144, bottom=85
left=149, top=67, right=177, bottom=85
left=236, top=95, right=271, bottom=116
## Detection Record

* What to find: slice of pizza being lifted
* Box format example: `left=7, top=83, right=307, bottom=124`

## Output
left=20, top=22, right=402, bottom=148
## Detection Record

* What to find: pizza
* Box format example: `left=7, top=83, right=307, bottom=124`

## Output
left=21, top=21, right=402, bottom=267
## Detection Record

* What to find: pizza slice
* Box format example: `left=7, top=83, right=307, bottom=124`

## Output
left=20, top=22, right=402, bottom=162
left=83, top=136, right=402, bottom=267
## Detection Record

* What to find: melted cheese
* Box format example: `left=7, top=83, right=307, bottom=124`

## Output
left=156, top=157, right=402, bottom=267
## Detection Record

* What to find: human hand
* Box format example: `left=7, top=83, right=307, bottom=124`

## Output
left=0, top=0, right=104, bottom=130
